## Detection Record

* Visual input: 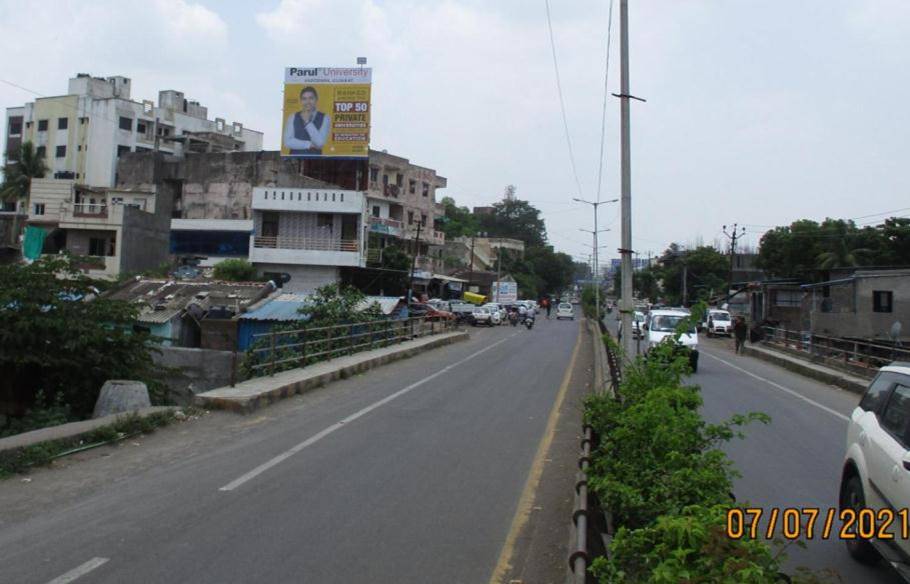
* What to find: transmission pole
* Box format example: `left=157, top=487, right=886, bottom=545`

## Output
left=722, top=223, right=745, bottom=300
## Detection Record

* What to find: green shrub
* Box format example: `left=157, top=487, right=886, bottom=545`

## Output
left=213, top=258, right=258, bottom=281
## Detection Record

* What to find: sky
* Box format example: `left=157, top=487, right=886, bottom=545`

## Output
left=2, top=0, right=909, bottom=267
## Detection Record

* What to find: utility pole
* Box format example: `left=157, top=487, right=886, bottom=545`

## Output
left=494, top=238, right=502, bottom=303
left=722, top=223, right=745, bottom=300
left=682, top=263, right=688, bottom=306
left=465, top=234, right=476, bottom=300
left=575, top=200, right=617, bottom=324
left=407, top=221, right=422, bottom=305
left=616, top=0, right=644, bottom=364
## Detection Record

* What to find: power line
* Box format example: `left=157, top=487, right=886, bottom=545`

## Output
left=544, top=0, right=584, bottom=197
left=595, top=0, right=615, bottom=204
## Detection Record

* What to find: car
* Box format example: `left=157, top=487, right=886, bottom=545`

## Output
left=644, top=309, right=699, bottom=372
left=482, top=303, right=505, bottom=325
left=555, top=302, right=575, bottom=320
left=840, top=363, right=910, bottom=575
left=702, top=309, right=733, bottom=337
left=471, top=306, right=494, bottom=326
left=618, top=311, right=647, bottom=340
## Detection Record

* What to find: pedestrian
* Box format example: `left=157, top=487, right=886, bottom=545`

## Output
left=734, top=315, right=748, bottom=355
left=545, top=298, right=552, bottom=319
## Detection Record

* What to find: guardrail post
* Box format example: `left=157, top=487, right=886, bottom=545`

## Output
left=350, top=323, right=356, bottom=353
left=300, top=329, right=308, bottom=368
left=230, top=349, right=237, bottom=387
left=269, top=332, right=276, bottom=376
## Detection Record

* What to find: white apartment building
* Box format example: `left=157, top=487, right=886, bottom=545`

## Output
left=249, top=186, right=367, bottom=292
left=4, top=74, right=263, bottom=188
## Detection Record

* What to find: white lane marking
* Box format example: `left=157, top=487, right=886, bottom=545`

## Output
left=45, top=558, right=109, bottom=584
left=219, top=334, right=517, bottom=491
left=702, top=350, right=850, bottom=422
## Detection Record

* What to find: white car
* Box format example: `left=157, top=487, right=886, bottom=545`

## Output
left=483, top=303, right=504, bottom=325
left=840, top=364, right=910, bottom=575
left=644, top=309, right=699, bottom=372
left=618, top=311, right=646, bottom=340
left=471, top=306, right=494, bottom=327
left=703, top=309, right=733, bottom=337
left=555, top=302, right=575, bottom=320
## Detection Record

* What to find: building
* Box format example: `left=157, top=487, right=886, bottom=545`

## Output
left=365, top=150, right=447, bottom=273
left=801, top=269, right=910, bottom=342
left=249, top=186, right=367, bottom=292
left=26, top=177, right=172, bottom=278
left=4, top=73, right=263, bottom=188
left=443, top=236, right=525, bottom=272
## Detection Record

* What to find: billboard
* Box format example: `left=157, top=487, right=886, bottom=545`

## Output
left=493, top=281, right=518, bottom=303
left=281, top=67, right=372, bottom=159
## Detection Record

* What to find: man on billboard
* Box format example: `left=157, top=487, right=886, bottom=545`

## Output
left=283, top=86, right=330, bottom=155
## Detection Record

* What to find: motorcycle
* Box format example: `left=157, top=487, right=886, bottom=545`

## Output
left=508, top=311, right=519, bottom=326
left=524, top=314, right=535, bottom=330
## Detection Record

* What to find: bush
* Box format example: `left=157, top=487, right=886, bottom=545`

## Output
left=213, top=259, right=257, bottom=281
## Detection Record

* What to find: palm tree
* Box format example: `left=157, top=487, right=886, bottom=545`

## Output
left=816, top=239, right=873, bottom=269
left=1, top=141, right=47, bottom=247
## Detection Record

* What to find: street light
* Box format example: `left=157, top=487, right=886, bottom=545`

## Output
left=573, top=198, right=619, bottom=323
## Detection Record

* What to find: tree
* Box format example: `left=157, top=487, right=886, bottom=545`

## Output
left=213, top=258, right=258, bottom=281
left=438, top=196, right=479, bottom=239
left=1, top=141, right=47, bottom=204
left=478, top=199, right=547, bottom=247
left=0, top=256, right=162, bottom=419
left=658, top=245, right=728, bottom=305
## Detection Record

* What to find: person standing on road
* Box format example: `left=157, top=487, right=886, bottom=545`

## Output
left=734, top=315, right=748, bottom=354
left=545, top=298, right=552, bottom=319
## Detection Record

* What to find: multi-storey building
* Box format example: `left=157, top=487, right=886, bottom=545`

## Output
left=26, top=178, right=171, bottom=279
left=249, top=186, right=367, bottom=292
left=4, top=74, right=263, bottom=188
left=365, top=150, right=447, bottom=274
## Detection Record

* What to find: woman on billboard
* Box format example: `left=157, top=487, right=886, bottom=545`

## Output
left=284, top=86, right=330, bottom=155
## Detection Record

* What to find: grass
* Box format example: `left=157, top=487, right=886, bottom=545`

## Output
left=0, top=410, right=179, bottom=479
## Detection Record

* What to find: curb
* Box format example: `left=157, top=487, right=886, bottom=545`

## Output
left=195, top=331, right=470, bottom=414
left=744, top=344, right=868, bottom=394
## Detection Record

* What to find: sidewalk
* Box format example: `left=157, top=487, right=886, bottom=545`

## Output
left=705, top=337, right=871, bottom=394
left=195, top=331, right=468, bottom=413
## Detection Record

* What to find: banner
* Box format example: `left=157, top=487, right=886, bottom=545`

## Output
left=281, top=67, right=372, bottom=159
left=493, top=281, right=518, bottom=303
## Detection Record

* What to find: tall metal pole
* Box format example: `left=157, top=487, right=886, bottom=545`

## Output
left=495, top=238, right=502, bottom=303
left=619, top=0, right=635, bottom=362
left=594, top=208, right=600, bottom=323
left=408, top=221, right=422, bottom=305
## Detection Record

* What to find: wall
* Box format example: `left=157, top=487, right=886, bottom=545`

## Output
left=260, top=264, right=339, bottom=293
left=119, top=206, right=170, bottom=274
left=810, top=274, right=910, bottom=341
left=152, top=346, right=234, bottom=404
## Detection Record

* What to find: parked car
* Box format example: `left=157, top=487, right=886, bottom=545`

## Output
left=471, top=306, right=494, bottom=326
left=483, top=303, right=506, bottom=325
left=644, top=309, right=699, bottom=372
left=702, top=309, right=733, bottom=337
left=555, top=302, right=575, bottom=320
left=618, top=311, right=646, bottom=340
left=840, top=363, right=910, bottom=574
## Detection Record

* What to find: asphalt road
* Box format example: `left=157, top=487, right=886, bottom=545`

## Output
left=0, top=316, right=583, bottom=584
left=606, top=314, right=903, bottom=583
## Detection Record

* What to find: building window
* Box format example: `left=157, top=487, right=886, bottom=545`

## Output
left=407, top=211, right=414, bottom=225
left=370, top=167, right=378, bottom=182
left=421, top=214, right=427, bottom=226
left=8, top=120, right=22, bottom=135
left=89, top=237, right=108, bottom=256
left=137, top=121, right=146, bottom=133
left=35, top=146, right=46, bottom=158
left=874, top=290, right=893, bottom=313
left=117, top=145, right=131, bottom=157
left=37, top=119, right=48, bottom=132
left=396, top=173, right=403, bottom=187
left=382, top=174, right=389, bottom=186
left=409, top=179, right=416, bottom=194
left=422, top=182, right=430, bottom=197
left=58, top=117, right=68, bottom=130
left=55, top=145, right=66, bottom=158
left=135, top=146, right=151, bottom=153
left=33, top=203, right=45, bottom=216
left=119, top=116, right=133, bottom=131
left=317, top=213, right=333, bottom=233
left=372, top=206, right=380, bottom=218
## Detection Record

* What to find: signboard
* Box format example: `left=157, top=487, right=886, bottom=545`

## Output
left=281, top=67, right=372, bottom=159
left=493, top=281, right=518, bottom=303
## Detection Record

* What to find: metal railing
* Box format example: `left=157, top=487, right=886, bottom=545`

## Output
left=70, top=203, right=108, bottom=217
left=252, top=235, right=359, bottom=252
left=245, top=316, right=457, bottom=377
left=760, top=326, right=910, bottom=376
left=369, top=216, right=403, bottom=229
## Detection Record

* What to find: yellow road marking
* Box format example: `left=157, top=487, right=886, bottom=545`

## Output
left=487, top=324, right=583, bottom=584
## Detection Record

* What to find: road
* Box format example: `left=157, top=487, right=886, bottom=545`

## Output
left=606, top=314, right=903, bottom=583
left=0, top=316, right=583, bottom=584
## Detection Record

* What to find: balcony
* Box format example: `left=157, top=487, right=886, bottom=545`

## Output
left=249, top=235, right=363, bottom=267
left=369, top=216, right=403, bottom=237
left=60, top=202, right=125, bottom=227
left=402, top=225, right=445, bottom=245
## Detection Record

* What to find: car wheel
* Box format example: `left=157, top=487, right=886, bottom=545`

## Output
left=840, top=475, right=881, bottom=564
left=689, top=354, right=699, bottom=373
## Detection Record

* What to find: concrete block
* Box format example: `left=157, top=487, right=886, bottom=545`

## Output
left=93, top=380, right=151, bottom=418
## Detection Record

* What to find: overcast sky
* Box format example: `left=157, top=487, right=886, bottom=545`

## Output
left=2, top=0, right=909, bottom=266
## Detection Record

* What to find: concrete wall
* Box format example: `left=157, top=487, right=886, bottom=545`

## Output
left=810, top=273, right=910, bottom=341
left=152, top=346, right=234, bottom=404
left=119, top=206, right=171, bottom=274
left=261, top=264, right=339, bottom=293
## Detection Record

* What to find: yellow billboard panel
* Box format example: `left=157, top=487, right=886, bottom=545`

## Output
left=281, top=67, right=372, bottom=159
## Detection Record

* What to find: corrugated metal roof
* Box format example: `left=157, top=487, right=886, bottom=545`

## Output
left=357, top=296, right=402, bottom=315
left=136, top=306, right=183, bottom=324
left=240, top=298, right=310, bottom=322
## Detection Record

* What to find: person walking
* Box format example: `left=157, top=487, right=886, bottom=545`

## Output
left=545, top=298, right=552, bottom=319
left=733, top=315, right=748, bottom=355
